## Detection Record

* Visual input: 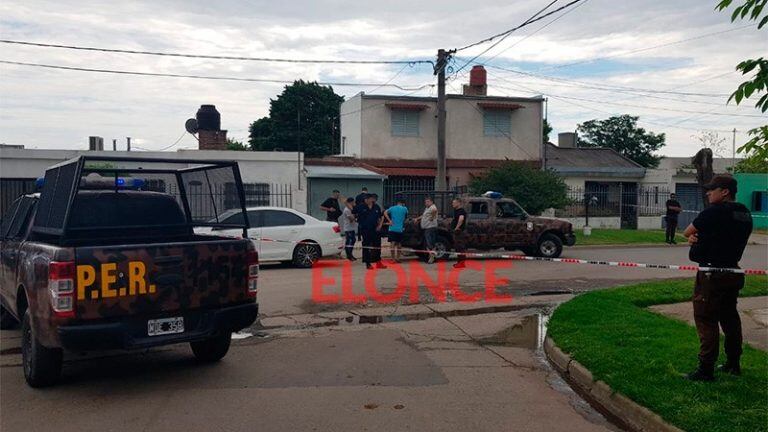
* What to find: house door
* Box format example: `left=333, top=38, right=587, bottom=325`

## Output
left=675, top=183, right=704, bottom=228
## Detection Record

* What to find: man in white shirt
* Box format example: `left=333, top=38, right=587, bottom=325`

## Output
left=414, top=196, right=439, bottom=264
left=339, top=197, right=358, bottom=261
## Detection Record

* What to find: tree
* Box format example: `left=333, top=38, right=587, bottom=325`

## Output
left=248, top=80, right=344, bottom=157
left=576, top=115, right=666, bottom=168
left=543, top=118, right=553, bottom=143
left=226, top=138, right=248, bottom=151
left=693, top=131, right=727, bottom=158
left=716, top=0, right=767, bottom=167
left=732, top=150, right=768, bottom=173
left=469, top=162, right=569, bottom=215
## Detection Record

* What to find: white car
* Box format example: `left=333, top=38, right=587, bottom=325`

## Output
left=197, top=207, right=343, bottom=268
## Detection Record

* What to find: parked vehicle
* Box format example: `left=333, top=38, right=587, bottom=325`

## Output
left=401, top=194, right=576, bottom=259
left=196, top=207, right=343, bottom=268
left=0, top=156, right=259, bottom=387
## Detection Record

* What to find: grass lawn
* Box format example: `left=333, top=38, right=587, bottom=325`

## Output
left=575, top=228, right=686, bottom=246
left=548, top=276, right=768, bottom=432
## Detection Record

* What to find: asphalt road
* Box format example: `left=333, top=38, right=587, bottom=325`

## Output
left=1, top=308, right=619, bottom=432
left=258, top=244, right=768, bottom=316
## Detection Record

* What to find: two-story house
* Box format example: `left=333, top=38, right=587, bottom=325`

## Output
left=334, top=66, right=544, bottom=201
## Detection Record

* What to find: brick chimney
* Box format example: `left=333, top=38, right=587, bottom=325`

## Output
left=463, top=65, right=488, bottom=96
left=196, top=105, right=228, bottom=150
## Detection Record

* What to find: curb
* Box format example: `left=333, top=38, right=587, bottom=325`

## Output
left=544, top=337, right=684, bottom=432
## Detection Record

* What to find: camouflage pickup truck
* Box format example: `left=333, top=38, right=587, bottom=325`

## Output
left=0, top=156, right=259, bottom=387
left=401, top=195, right=575, bottom=259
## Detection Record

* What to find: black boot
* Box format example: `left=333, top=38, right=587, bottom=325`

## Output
left=717, top=361, right=741, bottom=376
left=684, top=367, right=715, bottom=381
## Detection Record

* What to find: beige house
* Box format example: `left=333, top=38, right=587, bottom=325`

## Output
left=339, top=75, right=544, bottom=189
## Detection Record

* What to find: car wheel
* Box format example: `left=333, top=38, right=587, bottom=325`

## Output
left=537, top=233, right=563, bottom=258
left=1, top=304, right=18, bottom=329
left=190, top=332, right=231, bottom=362
left=432, top=235, right=451, bottom=260
left=22, top=309, right=62, bottom=388
left=292, top=242, right=320, bottom=268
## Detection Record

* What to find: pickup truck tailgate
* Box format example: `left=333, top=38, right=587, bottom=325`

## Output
left=73, top=239, right=251, bottom=320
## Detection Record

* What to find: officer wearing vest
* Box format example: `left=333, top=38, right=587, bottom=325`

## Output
left=683, top=174, right=753, bottom=381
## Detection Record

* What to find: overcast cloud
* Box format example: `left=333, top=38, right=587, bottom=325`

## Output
left=0, top=0, right=765, bottom=156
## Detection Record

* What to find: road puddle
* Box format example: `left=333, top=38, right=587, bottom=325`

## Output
left=479, top=313, right=549, bottom=350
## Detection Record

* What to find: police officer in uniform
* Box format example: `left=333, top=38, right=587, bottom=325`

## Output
left=683, top=174, right=752, bottom=381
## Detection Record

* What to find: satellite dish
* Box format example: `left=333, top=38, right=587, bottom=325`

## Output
left=185, top=118, right=199, bottom=134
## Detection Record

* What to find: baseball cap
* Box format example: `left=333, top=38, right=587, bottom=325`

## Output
left=703, top=174, right=738, bottom=195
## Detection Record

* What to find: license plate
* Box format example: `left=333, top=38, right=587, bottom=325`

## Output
left=147, top=317, right=184, bottom=336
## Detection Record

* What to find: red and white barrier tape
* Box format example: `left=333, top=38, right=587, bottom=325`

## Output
left=253, top=236, right=767, bottom=275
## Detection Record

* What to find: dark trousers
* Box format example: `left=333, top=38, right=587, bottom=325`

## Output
left=693, top=271, right=744, bottom=371
left=361, top=229, right=381, bottom=264
left=665, top=217, right=678, bottom=241
left=453, top=230, right=467, bottom=261
left=344, top=231, right=356, bottom=259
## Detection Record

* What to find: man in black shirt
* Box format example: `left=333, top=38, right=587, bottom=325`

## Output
left=451, top=198, right=468, bottom=269
left=358, top=194, right=386, bottom=270
left=320, top=190, right=342, bottom=222
left=354, top=187, right=369, bottom=241
left=665, top=193, right=682, bottom=244
left=683, top=174, right=753, bottom=381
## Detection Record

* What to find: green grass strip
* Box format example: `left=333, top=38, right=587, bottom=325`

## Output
left=548, top=276, right=768, bottom=432
left=575, top=229, right=686, bottom=246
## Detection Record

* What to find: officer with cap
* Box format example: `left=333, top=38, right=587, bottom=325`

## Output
left=683, top=174, right=753, bottom=381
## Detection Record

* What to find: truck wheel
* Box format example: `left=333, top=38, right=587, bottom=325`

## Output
left=432, top=235, right=451, bottom=260
left=21, top=309, right=62, bottom=387
left=1, top=304, right=18, bottom=329
left=190, top=332, right=232, bottom=362
left=292, top=242, right=320, bottom=268
left=537, top=233, right=563, bottom=258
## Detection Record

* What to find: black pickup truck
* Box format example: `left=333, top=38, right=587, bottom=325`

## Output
left=0, top=156, right=259, bottom=387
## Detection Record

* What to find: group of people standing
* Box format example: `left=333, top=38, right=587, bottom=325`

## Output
left=321, top=189, right=468, bottom=270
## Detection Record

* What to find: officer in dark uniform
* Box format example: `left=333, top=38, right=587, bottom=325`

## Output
left=357, top=193, right=386, bottom=270
left=683, top=174, right=753, bottom=381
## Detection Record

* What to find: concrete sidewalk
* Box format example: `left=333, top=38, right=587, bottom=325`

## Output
left=649, top=296, right=768, bottom=351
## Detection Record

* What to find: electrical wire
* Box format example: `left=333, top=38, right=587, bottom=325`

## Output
left=455, top=0, right=585, bottom=52
left=534, top=23, right=757, bottom=72
left=0, top=60, right=435, bottom=91
left=0, top=39, right=433, bottom=66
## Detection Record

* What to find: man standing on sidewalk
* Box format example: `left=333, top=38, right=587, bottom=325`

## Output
left=451, top=198, right=467, bottom=269
left=320, top=190, right=342, bottom=222
left=358, top=194, right=386, bottom=270
left=384, top=197, right=408, bottom=263
left=683, top=174, right=752, bottom=381
left=415, top=196, right=439, bottom=264
left=340, top=197, right=358, bottom=261
left=665, top=193, right=682, bottom=244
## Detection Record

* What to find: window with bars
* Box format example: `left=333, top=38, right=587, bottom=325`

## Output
left=482, top=110, right=511, bottom=137
left=391, top=109, right=420, bottom=137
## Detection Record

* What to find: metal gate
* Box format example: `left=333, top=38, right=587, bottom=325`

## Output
left=1, top=178, right=37, bottom=214
left=675, top=183, right=704, bottom=228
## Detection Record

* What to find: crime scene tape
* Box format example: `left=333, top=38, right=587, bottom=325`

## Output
left=252, top=236, right=768, bottom=275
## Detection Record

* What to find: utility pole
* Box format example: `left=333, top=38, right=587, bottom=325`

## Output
left=732, top=128, right=737, bottom=171
left=434, top=49, right=454, bottom=191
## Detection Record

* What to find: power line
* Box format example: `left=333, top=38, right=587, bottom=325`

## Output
left=484, top=64, right=731, bottom=98
left=0, top=39, right=433, bottom=66
left=455, top=0, right=585, bottom=52
left=451, top=0, right=587, bottom=78
left=0, top=60, right=435, bottom=91
left=535, top=23, right=757, bottom=72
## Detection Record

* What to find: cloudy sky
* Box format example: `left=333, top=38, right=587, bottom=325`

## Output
left=0, top=0, right=765, bottom=156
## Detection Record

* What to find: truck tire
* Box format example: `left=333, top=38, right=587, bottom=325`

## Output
left=21, top=309, right=62, bottom=387
left=1, top=304, right=18, bottom=329
left=432, top=235, right=451, bottom=260
left=537, top=233, right=563, bottom=258
left=190, top=332, right=232, bottom=362
left=292, top=242, right=320, bottom=268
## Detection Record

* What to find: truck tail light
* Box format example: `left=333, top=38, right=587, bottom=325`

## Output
left=49, top=261, right=75, bottom=318
left=332, top=224, right=341, bottom=233
left=247, top=251, right=259, bottom=298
